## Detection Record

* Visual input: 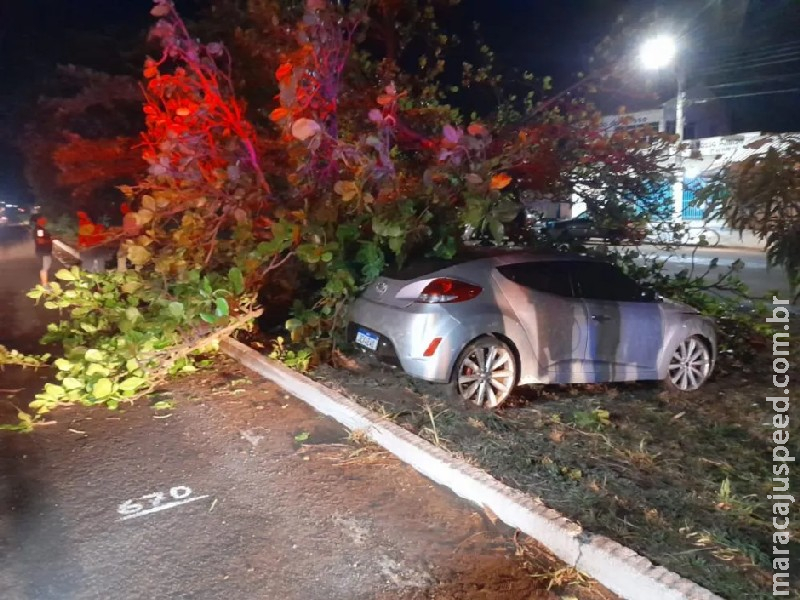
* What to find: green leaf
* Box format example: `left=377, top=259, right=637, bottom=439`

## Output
left=27, top=288, right=42, bottom=300
left=489, top=219, right=504, bottom=242
left=92, top=378, right=113, bottom=399
left=388, top=236, right=404, bottom=256
left=127, top=245, right=152, bottom=267
left=285, top=318, right=303, bottom=331
left=121, top=280, right=143, bottom=294
left=119, top=377, right=146, bottom=391
left=125, top=307, right=141, bottom=322
left=62, top=377, right=83, bottom=391
left=86, top=363, right=110, bottom=377
left=229, top=267, right=244, bottom=295
left=215, top=297, right=230, bottom=318
left=126, top=358, right=140, bottom=372
left=55, top=268, right=76, bottom=281
left=294, top=431, right=310, bottom=442
left=43, top=383, right=66, bottom=399
left=168, top=302, right=184, bottom=318
left=54, top=358, right=72, bottom=371
left=84, top=349, right=105, bottom=362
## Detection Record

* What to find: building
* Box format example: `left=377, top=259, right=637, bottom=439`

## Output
left=594, top=90, right=800, bottom=248
left=600, top=85, right=731, bottom=139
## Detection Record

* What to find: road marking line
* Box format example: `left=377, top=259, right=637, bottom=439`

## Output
left=118, top=495, right=209, bottom=521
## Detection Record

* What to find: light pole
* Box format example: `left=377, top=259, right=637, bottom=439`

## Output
left=639, top=34, right=685, bottom=221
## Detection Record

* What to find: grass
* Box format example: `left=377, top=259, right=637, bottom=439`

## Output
left=312, top=349, right=800, bottom=599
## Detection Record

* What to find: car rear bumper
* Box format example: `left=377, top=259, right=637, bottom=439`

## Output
left=347, top=298, right=462, bottom=383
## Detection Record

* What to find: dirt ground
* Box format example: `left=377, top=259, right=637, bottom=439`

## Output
left=0, top=357, right=618, bottom=600
left=311, top=347, right=800, bottom=600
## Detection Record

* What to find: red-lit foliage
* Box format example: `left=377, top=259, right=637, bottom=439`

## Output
left=142, top=0, right=267, bottom=193
left=21, top=67, right=145, bottom=219
left=53, top=135, right=145, bottom=202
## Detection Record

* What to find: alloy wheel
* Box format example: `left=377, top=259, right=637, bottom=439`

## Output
left=668, top=337, right=711, bottom=391
left=456, top=343, right=516, bottom=407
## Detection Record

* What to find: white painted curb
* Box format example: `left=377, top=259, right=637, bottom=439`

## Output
left=222, top=338, right=723, bottom=600
left=53, top=239, right=81, bottom=260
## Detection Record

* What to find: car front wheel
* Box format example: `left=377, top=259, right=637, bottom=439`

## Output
left=451, top=337, right=517, bottom=408
left=665, top=335, right=712, bottom=391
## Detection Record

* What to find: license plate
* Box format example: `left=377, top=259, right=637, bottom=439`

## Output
left=355, top=329, right=379, bottom=351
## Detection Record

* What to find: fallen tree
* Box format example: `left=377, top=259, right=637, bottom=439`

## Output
left=6, top=0, right=764, bottom=425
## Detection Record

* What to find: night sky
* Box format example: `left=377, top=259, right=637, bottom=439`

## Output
left=1, top=0, right=799, bottom=204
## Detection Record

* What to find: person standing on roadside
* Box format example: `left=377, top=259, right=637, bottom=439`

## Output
left=28, top=206, right=42, bottom=233
left=33, top=216, right=53, bottom=287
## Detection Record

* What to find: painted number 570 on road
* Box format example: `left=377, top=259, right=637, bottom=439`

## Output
left=117, top=486, right=209, bottom=521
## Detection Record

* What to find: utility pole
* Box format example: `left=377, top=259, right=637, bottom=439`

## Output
left=673, top=69, right=687, bottom=221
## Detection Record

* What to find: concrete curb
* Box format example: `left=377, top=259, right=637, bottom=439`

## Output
left=222, top=338, right=723, bottom=600
left=53, top=239, right=81, bottom=260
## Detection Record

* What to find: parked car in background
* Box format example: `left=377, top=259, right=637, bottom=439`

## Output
left=462, top=207, right=544, bottom=245
left=348, top=250, right=716, bottom=407
left=0, top=203, right=29, bottom=226
left=543, top=211, right=646, bottom=245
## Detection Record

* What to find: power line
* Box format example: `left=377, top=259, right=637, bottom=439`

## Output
left=699, top=54, right=800, bottom=76
left=698, top=47, right=800, bottom=70
left=707, top=74, right=800, bottom=89
left=695, top=88, right=800, bottom=102
left=693, top=41, right=800, bottom=63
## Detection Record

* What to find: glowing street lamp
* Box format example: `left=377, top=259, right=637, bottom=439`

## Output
left=639, top=34, right=677, bottom=71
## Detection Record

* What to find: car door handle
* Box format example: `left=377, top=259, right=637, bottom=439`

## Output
left=591, top=314, right=612, bottom=322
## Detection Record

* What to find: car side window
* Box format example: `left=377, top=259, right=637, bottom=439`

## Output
left=569, top=262, right=646, bottom=302
left=497, top=262, right=574, bottom=297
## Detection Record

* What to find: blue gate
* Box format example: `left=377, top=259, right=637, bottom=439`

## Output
left=682, top=178, right=707, bottom=220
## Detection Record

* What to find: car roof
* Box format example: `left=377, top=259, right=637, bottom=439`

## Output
left=455, top=247, right=607, bottom=267
left=383, top=247, right=609, bottom=281
left=491, top=252, right=593, bottom=266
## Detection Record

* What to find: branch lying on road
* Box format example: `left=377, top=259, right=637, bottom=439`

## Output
left=135, top=307, right=264, bottom=399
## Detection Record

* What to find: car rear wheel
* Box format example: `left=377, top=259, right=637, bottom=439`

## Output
left=664, top=336, right=712, bottom=391
left=451, top=337, right=516, bottom=408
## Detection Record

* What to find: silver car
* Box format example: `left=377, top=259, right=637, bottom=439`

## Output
left=348, top=250, right=716, bottom=407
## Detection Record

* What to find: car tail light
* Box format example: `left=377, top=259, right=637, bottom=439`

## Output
left=416, top=278, right=482, bottom=304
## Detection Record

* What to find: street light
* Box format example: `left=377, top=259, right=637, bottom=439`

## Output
left=639, top=34, right=677, bottom=70
left=639, top=33, right=686, bottom=220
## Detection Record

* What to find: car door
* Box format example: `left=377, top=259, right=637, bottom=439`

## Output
left=495, top=261, right=589, bottom=383
left=569, top=261, right=663, bottom=382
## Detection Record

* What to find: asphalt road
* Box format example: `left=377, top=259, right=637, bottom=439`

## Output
left=0, top=231, right=614, bottom=600
left=0, top=226, right=59, bottom=354
left=636, top=244, right=793, bottom=302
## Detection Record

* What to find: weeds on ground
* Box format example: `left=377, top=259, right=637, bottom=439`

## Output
left=314, top=350, right=800, bottom=599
